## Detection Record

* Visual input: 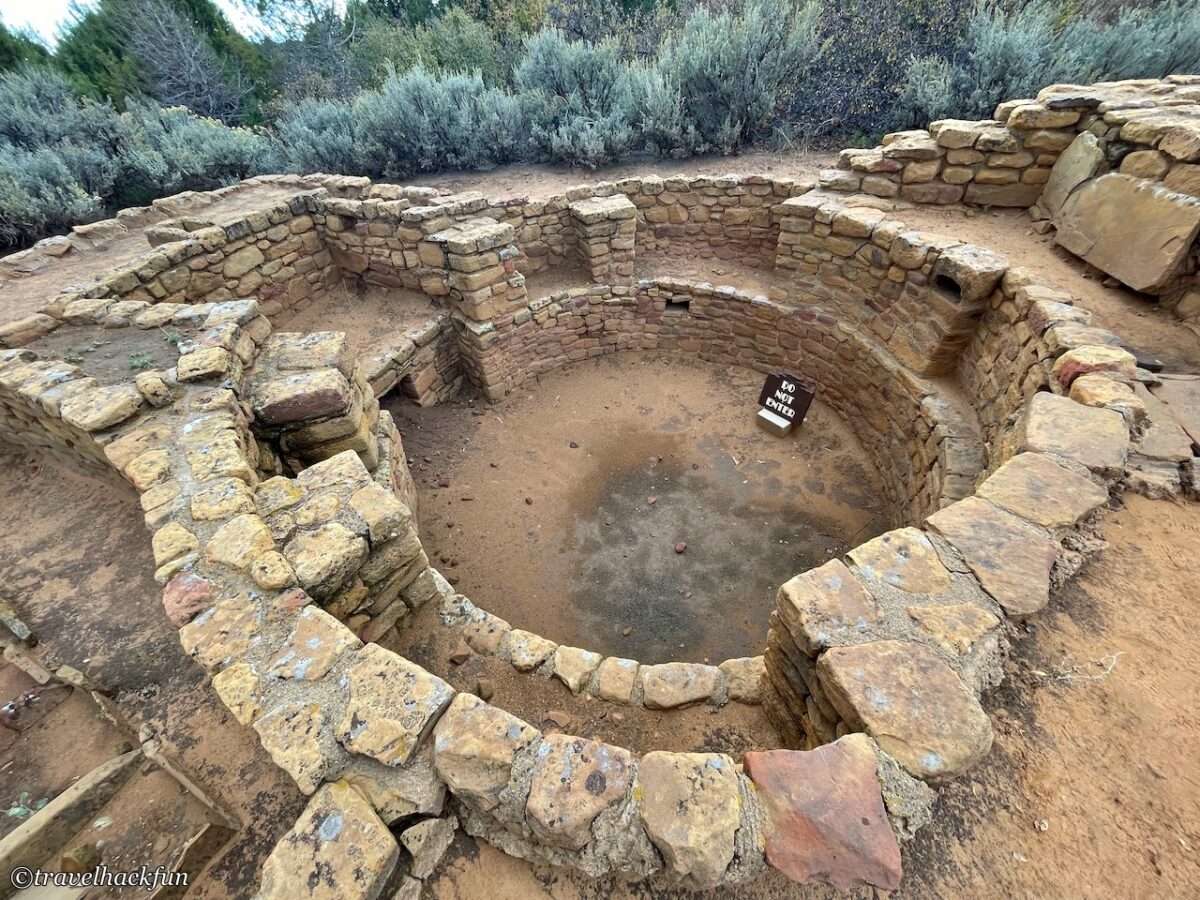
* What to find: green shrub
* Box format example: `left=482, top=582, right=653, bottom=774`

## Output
left=515, top=29, right=637, bottom=166
left=658, top=0, right=821, bottom=154
left=274, top=96, right=362, bottom=173
left=353, top=9, right=507, bottom=87
left=0, top=147, right=103, bottom=246
left=794, top=0, right=974, bottom=140
left=355, top=67, right=529, bottom=175
left=0, top=66, right=272, bottom=245
left=112, top=101, right=277, bottom=205
left=897, top=0, right=1200, bottom=128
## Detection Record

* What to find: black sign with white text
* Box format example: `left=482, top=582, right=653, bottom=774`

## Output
left=758, top=372, right=815, bottom=425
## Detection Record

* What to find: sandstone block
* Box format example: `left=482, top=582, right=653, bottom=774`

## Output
left=253, top=702, right=331, bottom=795
left=640, top=662, right=722, bottom=709
left=1007, top=105, right=1079, bottom=129
left=284, top=523, right=368, bottom=598
left=1051, top=345, right=1138, bottom=390
left=269, top=606, right=361, bottom=681
left=161, top=571, right=213, bottom=627
left=177, top=347, right=234, bottom=382
left=817, top=640, right=993, bottom=780
left=847, top=527, right=952, bottom=595
left=266, top=331, right=353, bottom=376
left=222, top=245, right=265, bottom=279
left=776, top=559, right=879, bottom=657
left=718, top=656, right=765, bottom=704
left=593, top=657, right=639, bottom=704
left=503, top=629, right=556, bottom=671
left=401, top=816, right=457, bottom=879
left=340, top=746, right=446, bottom=823
left=906, top=604, right=1000, bottom=656
left=976, top=452, right=1108, bottom=529
left=552, top=646, right=602, bottom=694
left=1120, top=150, right=1170, bottom=180
left=178, top=592, right=262, bottom=671
left=1055, top=173, right=1200, bottom=292
left=212, top=662, right=262, bottom=725
left=636, top=751, right=740, bottom=889
left=337, top=644, right=454, bottom=766
left=61, top=383, right=143, bottom=432
left=963, top=182, right=1043, bottom=207
left=253, top=369, right=354, bottom=427
left=526, top=734, right=633, bottom=850
left=349, top=483, right=411, bottom=544
left=432, top=693, right=540, bottom=811
left=744, top=736, right=901, bottom=891
left=257, top=780, right=398, bottom=900
left=152, top=522, right=198, bottom=568
left=206, top=514, right=275, bottom=571
left=931, top=243, right=1008, bottom=302
left=1017, top=392, right=1129, bottom=477
left=927, top=497, right=1057, bottom=619
left=1070, top=375, right=1147, bottom=427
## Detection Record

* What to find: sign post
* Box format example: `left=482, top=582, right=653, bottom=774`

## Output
left=756, top=372, right=815, bottom=437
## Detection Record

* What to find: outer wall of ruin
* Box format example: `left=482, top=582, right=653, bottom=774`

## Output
left=0, top=75, right=1196, bottom=898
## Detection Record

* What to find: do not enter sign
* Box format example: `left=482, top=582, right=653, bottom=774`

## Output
left=757, top=372, right=815, bottom=435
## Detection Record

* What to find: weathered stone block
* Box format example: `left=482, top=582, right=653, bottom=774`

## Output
left=744, top=735, right=901, bottom=891
left=636, top=751, right=740, bottom=889
left=1055, top=173, right=1200, bottom=292
left=847, top=527, right=952, bottom=595
left=433, top=693, right=540, bottom=811
left=817, top=640, right=993, bottom=780
left=337, top=644, right=454, bottom=766
left=257, top=780, right=398, bottom=900
left=976, top=452, right=1108, bottom=529
left=526, top=734, right=633, bottom=850
left=926, top=497, right=1057, bottom=619
left=776, top=560, right=879, bottom=657
left=640, top=663, right=722, bottom=709
left=1017, top=392, right=1129, bottom=477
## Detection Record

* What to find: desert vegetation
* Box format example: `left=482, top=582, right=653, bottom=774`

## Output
left=2, top=0, right=1199, bottom=247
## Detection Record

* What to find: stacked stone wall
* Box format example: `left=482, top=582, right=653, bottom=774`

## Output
left=455, top=278, right=978, bottom=527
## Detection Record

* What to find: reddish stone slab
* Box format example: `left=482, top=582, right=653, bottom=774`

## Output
left=745, top=735, right=902, bottom=892
left=161, top=572, right=214, bottom=627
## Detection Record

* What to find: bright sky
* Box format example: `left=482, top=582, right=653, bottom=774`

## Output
left=0, top=0, right=265, bottom=46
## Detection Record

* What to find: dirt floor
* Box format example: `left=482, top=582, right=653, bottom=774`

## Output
left=275, top=281, right=443, bottom=357
left=386, top=353, right=886, bottom=665
left=22, top=322, right=190, bottom=384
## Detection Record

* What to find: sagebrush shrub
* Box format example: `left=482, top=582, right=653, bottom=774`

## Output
left=356, top=68, right=529, bottom=175
left=275, top=96, right=361, bottom=173
left=0, top=146, right=103, bottom=246
left=895, top=0, right=1200, bottom=129
left=657, top=0, right=820, bottom=154
left=516, top=29, right=637, bottom=166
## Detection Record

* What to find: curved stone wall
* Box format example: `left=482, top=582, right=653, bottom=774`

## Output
left=0, top=162, right=1166, bottom=897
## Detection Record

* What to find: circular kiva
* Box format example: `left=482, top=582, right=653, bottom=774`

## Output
left=0, top=151, right=1148, bottom=895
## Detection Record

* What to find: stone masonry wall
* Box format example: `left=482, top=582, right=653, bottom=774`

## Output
left=772, top=191, right=1009, bottom=376
left=43, top=194, right=340, bottom=322
left=818, top=75, right=1200, bottom=332
left=454, top=278, right=979, bottom=528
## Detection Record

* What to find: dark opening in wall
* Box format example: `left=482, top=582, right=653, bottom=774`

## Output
left=664, top=297, right=690, bottom=316
left=934, top=273, right=963, bottom=301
